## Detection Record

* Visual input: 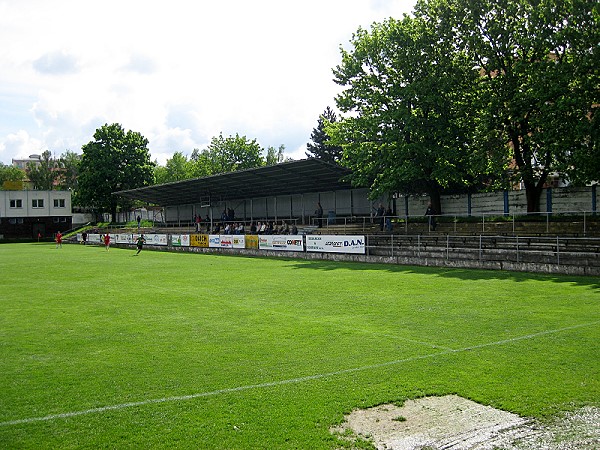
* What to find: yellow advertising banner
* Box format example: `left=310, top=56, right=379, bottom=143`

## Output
left=245, top=235, right=259, bottom=249
left=190, top=234, right=209, bottom=247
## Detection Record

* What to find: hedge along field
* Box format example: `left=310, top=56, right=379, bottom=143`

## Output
left=0, top=243, right=598, bottom=449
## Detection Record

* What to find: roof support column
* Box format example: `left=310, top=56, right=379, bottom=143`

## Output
left=302, top=194, right=305, bottom=225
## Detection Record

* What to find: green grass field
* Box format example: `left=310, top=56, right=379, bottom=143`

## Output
left=1, top=242, right=598, bottom=449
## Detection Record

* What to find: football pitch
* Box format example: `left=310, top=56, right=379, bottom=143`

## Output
left=1, top=242, right=598, bottom=448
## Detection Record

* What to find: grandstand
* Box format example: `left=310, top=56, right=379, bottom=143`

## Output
left=108, top=159, right=599, bottom=276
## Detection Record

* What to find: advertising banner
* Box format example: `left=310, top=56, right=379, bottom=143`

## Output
left=116, top=233, right=132, bottom=244
left=155, top=234, right=169, bottom=246
left=245, top=235, right=259, bottom=249
left=232, top=235, right=246, bottom=249
left=208, top=235, right=222, bottom=248
left=132, top=234, right=168, bottom=246
left=258, top=235, right=304, bottom=252
left=306, top=235, right=365, bottom=254
left=219, top=235, right=234, bottom=248
left=190, top=234, right=209, bottom=247
left=88, top=233, right=102, bottom=244
left=171, top=234, right=190, bottom=247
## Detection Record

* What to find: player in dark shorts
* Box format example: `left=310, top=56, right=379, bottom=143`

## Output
left=135, top=234, right=146, bottom=255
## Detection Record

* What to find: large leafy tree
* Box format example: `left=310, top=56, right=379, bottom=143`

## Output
left=154, top=151, right=192, bottom=184
left=59, top=150, right=80, bottom=191
left=199, top=133, right=264, bottom=174
left=441, top=0, right=600, bottom=211
left=26, top=150, right=61, bottom=190
left=306, top=107, right=343, bottom=163
left=327, top=15, right=487, bottom=213
left=79, top=123, right=155, bottom=221
left=188, top=148, right=213, bottom=179
left=153, top=134, right=270, bottom=185
left=266, top=144, right=286, bottom=165
left=0, top=163, right=25, bottom=187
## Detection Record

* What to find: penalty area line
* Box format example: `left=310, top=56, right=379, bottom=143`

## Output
left=1, top=320, right=598, bottom=427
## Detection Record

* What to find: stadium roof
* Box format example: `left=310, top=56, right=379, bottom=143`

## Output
left=114, top=158, right=354, bottom=206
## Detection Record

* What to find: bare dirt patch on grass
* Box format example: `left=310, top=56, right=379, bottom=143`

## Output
left=331, top=395, right=599, bottom=449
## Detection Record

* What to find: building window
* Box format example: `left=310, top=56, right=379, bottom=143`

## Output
left=53, top=199, right=66, bottom=208
left=9, top=199, right=23, bottom=208
left=32, top=199, right=44, bottom=208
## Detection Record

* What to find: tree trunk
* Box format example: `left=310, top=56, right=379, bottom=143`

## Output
left=524, top=181, right=542, bottom=213
left=429, top=189, right=442, bottom=216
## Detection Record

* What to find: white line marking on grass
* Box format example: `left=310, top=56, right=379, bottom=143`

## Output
left=2, top=320, right=598, bottom=427
left=363, top=331, right=456, bottom=351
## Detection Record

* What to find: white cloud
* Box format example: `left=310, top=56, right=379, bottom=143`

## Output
left=0, top=0, right=415, bottom=165
left=0, top=130, right=44, bottom=160
left=33, top=50, right=80, bottom=75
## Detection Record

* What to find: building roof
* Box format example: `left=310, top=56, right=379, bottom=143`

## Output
left=113, top=158, right=354, bottom=206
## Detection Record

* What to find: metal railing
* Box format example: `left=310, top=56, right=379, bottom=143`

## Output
left=310, top=210, right=599, bottom=236
left=365, top=234, right=600, bottom=268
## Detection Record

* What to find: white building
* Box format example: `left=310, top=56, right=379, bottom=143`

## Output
left=0, top=190, right=72, bottom=239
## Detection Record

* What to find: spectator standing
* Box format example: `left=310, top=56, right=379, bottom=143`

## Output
left=377, top=203, right=385, bottom=231
left=425, top=202, right=437, bottom=231
left=385, top=206, right=393, bottom=232
left=315, top=202, right=323, bottom=228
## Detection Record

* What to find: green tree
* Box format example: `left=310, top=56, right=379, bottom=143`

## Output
left=188, top=148, right=213, bottom=179
left=154, top=151, right=192, bottom=184
left=266, top=144, right=286, bottom=165
left=306, top=107, right=343, bottom=163
left=444, top=0, right=600, bottom=211
left=59, top=150, right=80, bottom=191
left=328, top=15, right=486, bottom=213
left=0, top=163, right=25, bottom=188
left=79, top=123, right=155, bottom=221
left=26, top=150, right=61, bottom=190
left=202, top=133, right=264, bottom=174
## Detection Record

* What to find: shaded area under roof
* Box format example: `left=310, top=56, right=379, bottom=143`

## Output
left=114, top=159, right=354, bottom=206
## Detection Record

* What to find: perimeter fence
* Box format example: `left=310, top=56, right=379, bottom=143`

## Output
left=365, top=234, right=600, bottom=271
left=75, top=229, right=600, bottom=277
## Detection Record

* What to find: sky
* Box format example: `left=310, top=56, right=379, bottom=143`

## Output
left=0, top=0, right=415, bottom=166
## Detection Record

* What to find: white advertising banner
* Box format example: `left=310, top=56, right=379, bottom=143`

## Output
left=209, top=235, right=235, bottom=248
left=209, top=235, right=221, bottom=248
left=117, top=233, right=132, bottom=244
left=171, top=234, right=190, bottom=247
left=259, top=235, right=304, bottom=252
left=132, top=234, right=168, bottom=246
left=306, top=235, right=365, bottom=254
left=87, top=233, right=102, bottom=244
left=232, top=235, right=246, bottom=249
left=219, top=235, right=234, bottom=248
left=151, top=234, right=169, bottom=246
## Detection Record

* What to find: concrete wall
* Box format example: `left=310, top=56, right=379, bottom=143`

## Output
left=400, top=186, right=596, bottom=217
